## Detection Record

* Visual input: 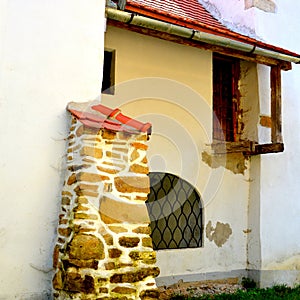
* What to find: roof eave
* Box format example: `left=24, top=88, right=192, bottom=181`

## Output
left=106, top=6, right=300, bottom=64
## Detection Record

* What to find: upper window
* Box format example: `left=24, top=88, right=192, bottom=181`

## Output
left=212, top=53, right=284, bottom=155
left=213, top=54, right=240, bottom=142
left=102, top=49, right=115, bottom=95
left=146, top=172, right=203, bottom=250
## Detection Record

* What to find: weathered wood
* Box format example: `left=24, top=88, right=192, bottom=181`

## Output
left=271, top=65, right=282, bottom=143
left=211, top=141, right=284, bottom=155
left=212, top=141, right=255, bottom=154
left=254, top=143, right=284, bottom=154
left=107, top=19, right=291, bottom=69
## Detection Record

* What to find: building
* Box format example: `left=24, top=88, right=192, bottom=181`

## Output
left=102, top=0, right=300, bottom=288
left=0, top=0, right=299, bottom=298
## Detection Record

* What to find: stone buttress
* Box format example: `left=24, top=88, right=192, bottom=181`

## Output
left=52, top=102, right=160, bottom=300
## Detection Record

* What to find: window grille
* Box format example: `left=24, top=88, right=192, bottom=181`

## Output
left=146, top=172, right=203, bottom=250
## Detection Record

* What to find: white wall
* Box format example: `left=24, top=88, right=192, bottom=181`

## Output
left=256, top=0, right=300, bottom=284
left=0, top=1, right=105, bottom=298
left=207, top=0, right=300, bottom=286
left=198, top=0, right=257, bottom=37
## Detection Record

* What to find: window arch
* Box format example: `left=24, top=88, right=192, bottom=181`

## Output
left=146, top=172, right=203, bottom=250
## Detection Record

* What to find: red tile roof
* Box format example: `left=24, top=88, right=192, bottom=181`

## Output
left=125, top=0, right=300, bottom=59
left=126, top=0, right=228, bottom=32
left=68, top=102, right=152, bottom=134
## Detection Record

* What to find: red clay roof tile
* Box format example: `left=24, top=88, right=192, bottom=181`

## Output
left=125, top=0, right=300, bottom=59
left=68, top=103, right=152, bottom=134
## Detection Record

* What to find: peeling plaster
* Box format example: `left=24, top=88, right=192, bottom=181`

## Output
left=206, top=221, right=232, bottom=247
left=202, top=151, right=248, bottom=175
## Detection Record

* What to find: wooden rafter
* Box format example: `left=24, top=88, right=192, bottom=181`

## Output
left=107, top=19, right=292, bottom=70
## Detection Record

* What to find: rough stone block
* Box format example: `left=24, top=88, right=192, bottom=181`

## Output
left=62, top=258, right=99, bottom=270
left=62, top=190, right=72, bottom=197
left=76, top=125, right=100, bottom=137
left=67, top=173, right=77, bottom=185
left=61, top=196, right=71, bottom=205
left=102, top=129, right=116, bottom=140
left=132, top=226, right=151, bottom=235
left=58, top=227, right=72, bottom=237
left=129, top=164, right=149, bottom=174
left=53, top=245, right=60, bottom=268
left=75, top=196, right=89, bottom=204
left=68, top=234, right=105, bottom=260
left=114, top=176, right=150, bottom=194
left=130, top=149, right=140, bottom=162
left=108, top=225, right=128, bottom=233
left=140, top=289, right=160, bottom=300
left=112, top=286, right=136, bottom=294
left=73, top=204, right=89, bottom=212
left=142, top=237, right=153, bottom=248
left=106, top=151, right=122, bottom=159
left=80, top=146, right=103, bottom=159
left=102, top=233, right=114, bottom=245
left=100, top=196, right=150, bottom=224
left=110, top=267, right=160, bottom=283
left=77, top=172, right=110, bottom=182
left=131, top=142, right=148, bottom=150
left=105, top=262, right=116, bottom=270
left=129, top=251, right=156, bottom=264
left=52, top=270, right=63, bottom=290
left=97, top=165, right=120, bottom=174
left=68, top=164, right=90, bottom=172
left=74, top=213, right=99, bottom=220
left=108, top=248, right=122, bottom=259
left=119, top=236, right=140, bottom=248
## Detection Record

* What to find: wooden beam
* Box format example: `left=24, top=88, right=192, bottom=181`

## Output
left=254, top=143, right=284, bottom=154
left=107, top=19, right=291, bottom=70
left=212, top=141, right=255, bottom=154
left=270, top=65, right=282, bottom=143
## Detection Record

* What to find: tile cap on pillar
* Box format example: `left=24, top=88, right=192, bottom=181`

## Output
left=67, top=101, right=152, bottom=135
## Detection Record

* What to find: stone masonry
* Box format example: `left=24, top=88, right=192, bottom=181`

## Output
left=52, top=102, right=160, bottom=299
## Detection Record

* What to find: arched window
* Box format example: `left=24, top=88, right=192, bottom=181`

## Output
left=146, top=172, right=203, bottom=250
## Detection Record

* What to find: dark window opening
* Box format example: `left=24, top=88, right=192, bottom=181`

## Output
left=146, top=172, right=203, bottom=250
left=213, top=54, right=240, bottom=142
left=102, top=49, right=115, bottom=94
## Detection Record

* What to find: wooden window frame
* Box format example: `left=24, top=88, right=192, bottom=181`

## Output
left=213, top=54, right=240, bottom=142
left=212, top=61, right=284, bottom=155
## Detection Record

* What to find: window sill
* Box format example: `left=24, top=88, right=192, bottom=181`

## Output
left=211, top=141, right=284, bottom=155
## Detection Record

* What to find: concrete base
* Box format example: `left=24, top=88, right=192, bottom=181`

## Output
left=156, top=269, right=247, bottom=287
left=156, top=269, right=300, bottom=288
left=248, top=269, right=300, bottom=288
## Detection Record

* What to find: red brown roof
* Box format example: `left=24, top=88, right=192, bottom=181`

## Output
left=125, top=0, right=300, bottom=59
left=68, top=102, right=152, bottom=134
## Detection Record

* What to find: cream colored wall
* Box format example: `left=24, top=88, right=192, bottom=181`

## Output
left=103, top=26, right=250, bottom=284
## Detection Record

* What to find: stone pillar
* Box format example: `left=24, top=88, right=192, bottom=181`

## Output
left=52, top=103, right=160, bottom=299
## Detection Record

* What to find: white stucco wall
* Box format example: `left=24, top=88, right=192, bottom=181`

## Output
left=0, top=1, right=105, bottom=298
left=207, top=0, right=300, bottom=286
left=256, top=0, right=300, bottom=284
